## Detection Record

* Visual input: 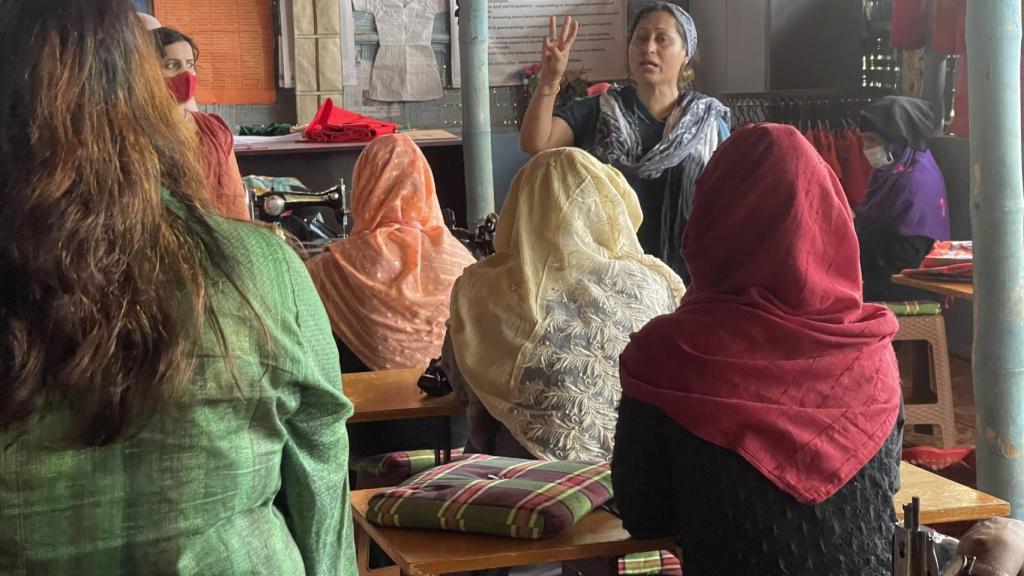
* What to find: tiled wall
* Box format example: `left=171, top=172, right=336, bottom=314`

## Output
left=199, top=89, right=298, bottom=131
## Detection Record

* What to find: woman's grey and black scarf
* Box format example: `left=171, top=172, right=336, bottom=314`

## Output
left=591, top=87, right=729, bottom=278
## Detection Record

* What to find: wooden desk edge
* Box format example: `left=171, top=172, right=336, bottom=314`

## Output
left=351, top=493, right=673, bottom=575
left=890, top=274, right=974, bottom=301
left=234, top=137, right=462, bottom=157
left=346, top=400, right=467, bottom=423
left=916, top=502, right=1012, bottom=525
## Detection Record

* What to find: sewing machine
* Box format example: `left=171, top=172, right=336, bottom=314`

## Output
left=895, top=497, right=974, bottom=576
left=442, top=208, right=497, bottom=261
left=246, top=177, right=497, bottom=259
left=246, top=177, right=351, bottom=254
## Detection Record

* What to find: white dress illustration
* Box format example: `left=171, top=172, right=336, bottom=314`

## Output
left=354, top=0, right=446, bottom=102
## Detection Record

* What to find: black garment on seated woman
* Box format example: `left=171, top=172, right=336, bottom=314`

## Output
left=858, top=219, right=938, bottom=301
left=614, top=397, right=901, bottom=576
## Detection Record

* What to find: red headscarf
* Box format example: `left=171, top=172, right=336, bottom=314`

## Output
left=619, top=124, right=901, bottom=505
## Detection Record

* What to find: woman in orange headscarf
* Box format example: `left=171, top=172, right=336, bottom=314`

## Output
left=307, top=134, right=475, bottom=457
left=307, top=133, right=476, bottom=374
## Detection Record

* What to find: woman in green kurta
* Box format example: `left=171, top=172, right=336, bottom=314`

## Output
left=0, top=2, right=356, bottom=574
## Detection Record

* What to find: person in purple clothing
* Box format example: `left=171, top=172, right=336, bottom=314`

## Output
left=855, top=96, right=951, bottom=302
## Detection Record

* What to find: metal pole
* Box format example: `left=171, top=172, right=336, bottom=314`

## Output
left=458, top=0, right=495, bottom=226
left=967, top=0, right=1024, bottom=519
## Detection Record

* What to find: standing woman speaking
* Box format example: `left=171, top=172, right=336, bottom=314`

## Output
left=520, top=3, right=729, bottom=281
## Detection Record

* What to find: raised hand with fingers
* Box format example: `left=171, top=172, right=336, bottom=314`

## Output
left=538, top=15, right=579, bottom=92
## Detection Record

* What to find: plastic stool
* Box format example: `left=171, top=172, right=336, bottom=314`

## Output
left=893, top=312, right=958, bottom=447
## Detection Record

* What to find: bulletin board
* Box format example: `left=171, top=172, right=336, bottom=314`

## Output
left=154, top=0, right=277, bottom=105
left=450, top=0, right=629, bottom=87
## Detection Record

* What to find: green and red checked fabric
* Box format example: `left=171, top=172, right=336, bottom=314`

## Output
left=618, top=550, right=683, bottom=575
left=365, top=455, right=613, bottom=539
left=351, top=449, right=465, bottom=486
left=881, top=300, right=942, bottom=316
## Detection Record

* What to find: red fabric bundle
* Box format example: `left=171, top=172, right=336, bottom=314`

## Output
left=903, top=240, right=973, bottom=281
left=303, top=98, right=398, bottom=143
left=902, top=262, right=973, bottom=281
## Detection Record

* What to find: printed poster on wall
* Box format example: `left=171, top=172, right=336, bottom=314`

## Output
left=450, top=0, right=627, bottom=87
left=154, top=0, right=277, bottom=104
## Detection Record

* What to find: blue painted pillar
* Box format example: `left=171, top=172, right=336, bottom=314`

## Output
left=458, top=0, right=496, bottom=225
left=967, top=0, right=1024, bottom=518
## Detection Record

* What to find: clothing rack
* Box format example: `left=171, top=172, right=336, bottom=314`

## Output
left=719, top=90, right=893, bottom=131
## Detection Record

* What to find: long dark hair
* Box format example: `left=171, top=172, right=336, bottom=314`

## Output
left=0, top=0, right=241, bottom=446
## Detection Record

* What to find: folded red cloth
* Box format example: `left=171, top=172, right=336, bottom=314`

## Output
left=902, top=262, right=973, bottom=282
left=922, top=240, right=972, bottom=268
left=303, top=98, right=398, bottom=143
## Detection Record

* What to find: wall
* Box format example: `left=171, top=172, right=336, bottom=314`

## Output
left=199, top=89, right=298, bottom=130
left=768, top=0, right=863, bottom=91
left=688, top=0, right=769, bottom=96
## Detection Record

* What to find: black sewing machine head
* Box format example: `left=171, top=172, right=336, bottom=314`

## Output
left=443, top=208, right=497, bottom=261
left=247, top=177, right=352, bottom=246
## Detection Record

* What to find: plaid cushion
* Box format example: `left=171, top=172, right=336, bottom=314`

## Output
left=366, top=455, right=613, bottom=539
left=882, top=300, right=942, bottom=316
left=618, top=551, right=682, bottom=575
left=351, top=449, right=465, bottom=479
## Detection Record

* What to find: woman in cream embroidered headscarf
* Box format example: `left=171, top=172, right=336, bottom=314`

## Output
left=442, top=147, right=685, bottom=464
left=307, top=133, right=476, bottom=373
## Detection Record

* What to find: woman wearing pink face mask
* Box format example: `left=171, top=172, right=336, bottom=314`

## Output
left=153, top=27, right=249, bottom=221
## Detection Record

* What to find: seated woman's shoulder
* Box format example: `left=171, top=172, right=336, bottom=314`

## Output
left=191, top=110, right=232, bottom=134
left=204, top=214, right=298, bottom=271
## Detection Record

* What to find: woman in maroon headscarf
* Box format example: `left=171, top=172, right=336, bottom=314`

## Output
left=611, top=124, right=903, bottom=575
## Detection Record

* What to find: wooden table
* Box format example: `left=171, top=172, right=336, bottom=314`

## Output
left=891, top=274, right=974, bottom=301
left=351, top=462, right=1009, bottom=576
left=343, top=369, right=467, bottom=464
left=895, top=461, right=1010, bottom=524
left=344, top=369, right=466, bottom=424
left=351, top=488, right=675, bottom=576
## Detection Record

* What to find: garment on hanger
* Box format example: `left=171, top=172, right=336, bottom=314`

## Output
left=804, top=127, right=874, bottom=210
left=891, top=0, right=928, bottom=50
left=819, top=128, right=845, bottom=183
left=354, top=0, right=445, bottom=102
left=805, top=128, right=844, bottom=183
left=837, top=128, right=873, bottom=209
left=948, top=49, right=1024, bottom=137
left=930, top=0, right=965, bottom=54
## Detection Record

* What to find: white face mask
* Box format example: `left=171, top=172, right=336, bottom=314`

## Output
left=864, top=145, right=894, bottom=169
